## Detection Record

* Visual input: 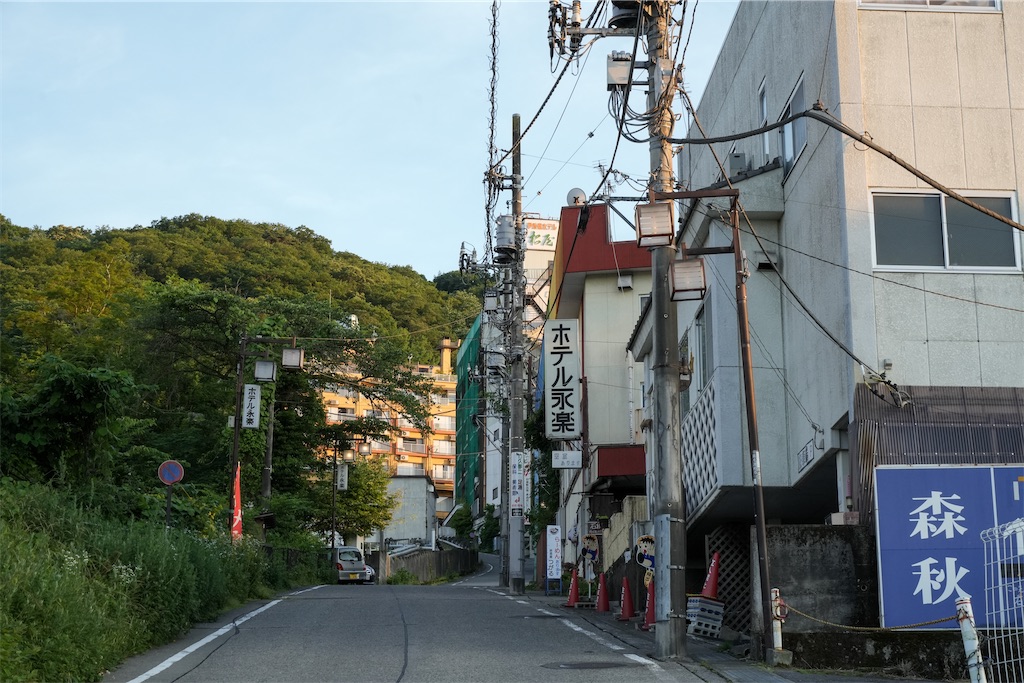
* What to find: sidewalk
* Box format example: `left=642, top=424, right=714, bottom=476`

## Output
left=523, top=588, right=948, bottom=683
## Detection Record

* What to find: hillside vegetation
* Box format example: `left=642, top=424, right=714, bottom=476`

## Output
left=0, top=213, right=483, bottom=680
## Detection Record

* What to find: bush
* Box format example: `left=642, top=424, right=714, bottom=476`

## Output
left=386, top=568, right=418, bottom=585
left=0, top=479, right=327, bottom=682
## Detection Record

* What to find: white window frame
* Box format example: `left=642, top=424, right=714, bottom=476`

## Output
left=858, top=0, right=998, bottom=11
left=869, top=189, right=1021, bottom=273
left=779, top=75, right=807, bottom=179
left=758, top=78, right=770, bottom=166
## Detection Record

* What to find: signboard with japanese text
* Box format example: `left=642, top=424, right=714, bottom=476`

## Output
left=875, top=465, right=1024, bottom=628
left=543, top=320, right=581, bottom=440
left=546, top=525, right=562, bottom=579
left=552, top=450, right=583, bottom=469
left=242, top=384, right=261, bottom=429
left=510, top=451, right=526, bottom=517
left=524, top=218, right=558, bottom=252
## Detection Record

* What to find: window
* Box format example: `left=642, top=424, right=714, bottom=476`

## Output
left=872, top=193, right=1020, bottom=270
left=860, top=0, right=997, bottom=9
left=779, top=78, right=806, bottom=176
left=758, top=80, right=770, bottom=165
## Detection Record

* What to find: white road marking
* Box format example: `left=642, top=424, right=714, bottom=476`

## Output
left=125, top=586, right=324, bottom=683
left=558, top=618, right=625, bottom=651
left=624, top=653, right=676, bottom=682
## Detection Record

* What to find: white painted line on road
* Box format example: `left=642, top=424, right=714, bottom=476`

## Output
left=516, top=600, right=529, bottom=605
left=537, top=609, right=557, bottom=616
left=624, top=654, right=676, bottom=682
left=558, top=618, right=625, bottom=651
left=124, top=589, right=315, bottom=683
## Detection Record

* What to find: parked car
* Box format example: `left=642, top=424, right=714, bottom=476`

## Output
left=364, top=564, right=376, bottom=584
left=335, top=546, right=371, bottom=584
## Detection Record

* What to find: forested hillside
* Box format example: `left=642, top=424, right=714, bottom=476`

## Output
left=0, top=212, right=482, bottom=538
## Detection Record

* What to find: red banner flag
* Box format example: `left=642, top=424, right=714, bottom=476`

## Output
left=231, top=463, right=243, bottom=540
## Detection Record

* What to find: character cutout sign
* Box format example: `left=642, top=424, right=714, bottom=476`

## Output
left=635, top=534, right=655, bottom=587
left=580, top=534, right=599, bottom=566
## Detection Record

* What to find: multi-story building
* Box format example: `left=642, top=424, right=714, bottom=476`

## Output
left=627, top=0, right=1022, bottom=638
left=322, top=337, right=461, bottom=545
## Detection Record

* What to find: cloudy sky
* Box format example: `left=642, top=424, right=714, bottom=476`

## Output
left=2, top=1, right=739, bottom=278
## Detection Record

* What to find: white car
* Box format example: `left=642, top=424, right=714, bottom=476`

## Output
left=335, top=546, right=371, bottom=584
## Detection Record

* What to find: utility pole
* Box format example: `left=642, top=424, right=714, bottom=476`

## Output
left=509, top=113, right=526, bottom=594
left=647, top=1, right=687, bottom=661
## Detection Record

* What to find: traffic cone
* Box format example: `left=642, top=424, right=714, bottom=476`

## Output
left=596, top=573, right=610, bottom=612
left=563, top=567, right=579, bottom=607
left=616, top=576, right=635, bottom=621
left=639, top=578, right=656, bottom=631
left=701, top=551, right=720, bottom=599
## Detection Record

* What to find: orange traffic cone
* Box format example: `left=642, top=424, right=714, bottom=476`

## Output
left=701, top=551, right=720, bottom=599
left=596, top=573, right=610, bottom=612
left=639, top=577, right=656, bottom=631
left=563, top=567, right=580, bottom=607
left=616, top=576, right=635, bottom=621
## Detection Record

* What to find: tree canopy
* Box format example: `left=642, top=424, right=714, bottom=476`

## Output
left=0, top=213, right=481, bottom=545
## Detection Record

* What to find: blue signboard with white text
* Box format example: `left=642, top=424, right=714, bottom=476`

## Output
left=875, top=465, right=1024, bottom=628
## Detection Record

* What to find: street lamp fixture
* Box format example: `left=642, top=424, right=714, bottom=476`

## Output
left=281, top=347, right=304, bottom=370
left=669, top=257, right=707, bottom=301
left=254, top=360, right=277, bottom=382
left=358, top=442, right=372, bottom=457
left=635, top=202, right=675, bottom=248
left=342, top=449, right=356, bottom=463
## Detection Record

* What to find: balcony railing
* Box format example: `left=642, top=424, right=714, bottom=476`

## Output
left=432, top=465, right=455, bottom=482
left=398, top=442, right=426, bottom=454
left=432, top=417, right=456, bottom=432
left=432, top=440, right=456, bottom=455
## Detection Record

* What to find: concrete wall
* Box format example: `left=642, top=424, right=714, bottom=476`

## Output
left=581, top=273, right=651, bottom=446
left=601, top=495, right=648, bottom=573
left=753, top=524, right=878, bottom=635
left=385, top=547, right=479, bottom=584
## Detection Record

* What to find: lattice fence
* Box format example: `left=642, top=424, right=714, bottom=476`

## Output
left=682, top=382, right=718, bottom=514
left=981, top=518, right=1024, bottom=683
left=705, top=523, right=751, bottom=634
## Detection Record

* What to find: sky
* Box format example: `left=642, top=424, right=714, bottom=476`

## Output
left=1, top=0, right=739, bottom=279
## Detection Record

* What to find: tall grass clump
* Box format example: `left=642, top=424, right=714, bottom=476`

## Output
left=0, top=479, right=327, bottom=682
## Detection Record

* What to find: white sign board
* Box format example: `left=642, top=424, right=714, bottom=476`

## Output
left=546, top=525, right=562, bottom=579
left=242, top=384, right=261, bottom=429
left=552, top=450, right=582, bottom=469
left=544, top=320, right=581, bottom=440
left=336, top=463, right=349, bottom=491
left=510, top=451, right=526, bottom=516
left=524, top=218, right=559, bottom=252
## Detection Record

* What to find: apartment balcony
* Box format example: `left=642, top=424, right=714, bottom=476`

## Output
left=431, top=440, right=456, bottom=456
left=326, top=412, right=357, bottom=424
left=398, top=441, right=426, bottom=455
left=432, top=416, right=456, bottom=433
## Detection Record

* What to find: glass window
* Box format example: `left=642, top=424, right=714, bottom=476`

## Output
left=780, top=79, right=806, bottom=176
left=758, top=83, right=770, bottom=164
left=873, top=193, right=1019, bottom=270
left=860, top=0, right=997, bottom=8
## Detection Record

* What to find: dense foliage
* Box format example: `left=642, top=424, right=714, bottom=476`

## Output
left=0, top=212, right=478, bottom=538
left=0, top=211, right=482, bottom=678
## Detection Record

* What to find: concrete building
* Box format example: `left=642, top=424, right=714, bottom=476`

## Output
left=633, top=0, right=1024, bottom=638
left=321, top=338, right=460, bottom=548
left=547, top=203, right=653, bottom=574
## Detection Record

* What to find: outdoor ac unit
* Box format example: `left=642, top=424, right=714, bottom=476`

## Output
left=326, top=400, right=338, bottom=405
left=397, top=454, right=409, bottom=461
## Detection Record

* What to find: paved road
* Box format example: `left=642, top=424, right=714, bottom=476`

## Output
left=104, top=556, right=945, bottom=683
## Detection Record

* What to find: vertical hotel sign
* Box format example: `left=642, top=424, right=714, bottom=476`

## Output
left=544, top=320, right=580, bottom=440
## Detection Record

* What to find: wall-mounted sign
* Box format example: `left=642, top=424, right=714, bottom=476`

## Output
left=544, top=320, right=581, bottom=440
left=875, top=465, right=1024, bottom=629
left=552, top=450, right=582, bottom=468
left=524, top=218, right=558, bottom=252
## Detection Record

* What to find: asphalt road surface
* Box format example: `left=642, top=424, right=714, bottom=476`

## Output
left=104, top=556, right=717, bottom=683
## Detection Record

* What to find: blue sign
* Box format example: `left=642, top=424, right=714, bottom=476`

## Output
left=158, top=460, right=184, bottom=486
left=875, top=465, right=1024, bottom=629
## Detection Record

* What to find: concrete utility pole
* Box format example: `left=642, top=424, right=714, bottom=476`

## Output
left=646, top=1, right=687, bottom=661
left=509, top=113, right=527, bottom=594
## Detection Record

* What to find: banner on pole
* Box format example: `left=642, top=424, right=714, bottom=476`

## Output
left=546, top=525, right=562, bottom=579
left=242, top=384, right=261, bottom=429
left=543, top=320, right=580, bottom=440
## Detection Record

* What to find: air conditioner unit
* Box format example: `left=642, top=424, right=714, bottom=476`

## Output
left=397, top=454, right=409, bottom=461
left=326, top=400, right=338, bottom=405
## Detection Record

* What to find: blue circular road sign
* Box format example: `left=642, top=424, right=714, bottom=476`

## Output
left=158, top=460, right=184, bottom=485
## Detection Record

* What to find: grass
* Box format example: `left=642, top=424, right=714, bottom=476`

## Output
left=0, top=479, right=330, bottom=682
